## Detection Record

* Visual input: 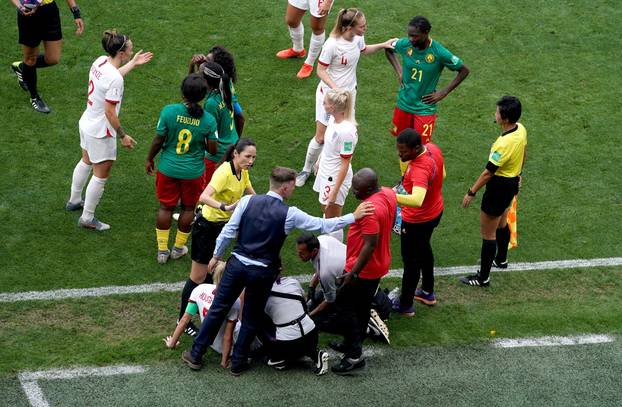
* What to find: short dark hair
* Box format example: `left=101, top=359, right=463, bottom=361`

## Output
left=496, top=96, right=522, bottom=123
left=296, top=232, right=319, bottom=251
left=396, top=128, right=422, bottom=149
left=408, top=16, right=431, bottom=32
left=270, top=167, right=296, bottom=187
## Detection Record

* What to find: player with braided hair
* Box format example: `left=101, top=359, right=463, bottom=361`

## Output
left=200, top=61, right=239, bottom=186
left=189, top=45, right=245, bottom=135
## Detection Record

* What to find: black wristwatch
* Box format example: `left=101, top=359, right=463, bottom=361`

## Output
left=467, top=188, right=476, bottom=197
left=219, top=202, right=226, bottom=211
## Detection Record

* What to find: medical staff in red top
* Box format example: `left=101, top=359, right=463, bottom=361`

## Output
left=330, top=168, right=396, bottom=375
left=392, top=129, right=445, bottom=316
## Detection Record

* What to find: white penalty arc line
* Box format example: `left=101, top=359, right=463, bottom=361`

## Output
left=1, top=257, right=621, bottom=303
left=18, top=365, right=146, bottom=407
left=493, top=334, right=615, bottom=348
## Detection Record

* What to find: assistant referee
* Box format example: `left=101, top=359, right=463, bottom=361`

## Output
left=10, top=0, right=84, bottom=113
left=460, top=96, right=527, bottom=287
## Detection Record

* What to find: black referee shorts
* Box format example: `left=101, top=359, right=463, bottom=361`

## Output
left=481, top=175, right=519, bottom=217
left=190, top=217, right=226, bottom=264
left=17, top=2, right=62, bottom=47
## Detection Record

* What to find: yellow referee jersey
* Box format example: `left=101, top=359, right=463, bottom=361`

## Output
left=488, top=123, right=527, bottom=178
left=202, top=161, right=252, bottom=222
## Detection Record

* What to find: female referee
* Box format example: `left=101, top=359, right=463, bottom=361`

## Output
left=295, top=8, right=396, bottom=187
left=145, top=74, right=218, bottom=264
left=312, top=88, right=357, bottom=242
left=460, top=96, right=527, bottom=287
left=10, top=0, right=84, bottom=113
left=177, top=138, right=256, bottom=336
left=66, top=30, right=152, bottom=231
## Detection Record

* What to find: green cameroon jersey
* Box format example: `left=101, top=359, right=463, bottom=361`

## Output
left=156, top=103, right=217, bottom=179
left=204, top=90, right=239, bottom=162
left=394, top=38, right=463, bottom=115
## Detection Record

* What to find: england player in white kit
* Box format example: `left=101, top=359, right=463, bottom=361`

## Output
left=312, top=88, right=357, bottom=242
left=164, top=262, right=246, bottom=369
left=66, top=30, right=152, bottom=231
left=296, top=8, right=396, bottom=187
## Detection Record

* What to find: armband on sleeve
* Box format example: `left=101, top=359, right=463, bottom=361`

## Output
left=486, top=161, right=499, bottom=174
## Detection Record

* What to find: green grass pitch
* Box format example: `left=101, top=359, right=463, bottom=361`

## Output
left=0, top=0, right=621, bottom=404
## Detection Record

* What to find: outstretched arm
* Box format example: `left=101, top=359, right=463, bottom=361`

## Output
left=119, top=49, right=154, bottom=77
left=362, top=38, right=397, bottom=55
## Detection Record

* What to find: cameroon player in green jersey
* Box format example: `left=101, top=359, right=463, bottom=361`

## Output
left=200, top=61, right=239, bottom=187
left=386, top=16, right=469, bottom=172
left=146, top=74, right=218, bottom=264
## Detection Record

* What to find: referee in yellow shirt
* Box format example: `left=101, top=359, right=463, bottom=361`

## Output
left=460, top=96, right=527, bottom=286
left=177, top=138, right=257, bottom=335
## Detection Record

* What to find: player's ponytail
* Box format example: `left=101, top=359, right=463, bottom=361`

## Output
left=331, top=8, right=363, bottom=37
left=181, top=73, right=207, bottom=118
left=325, top=88, right=357, bottom=126
left=102, top=29, right=128, bottom=57
left=201, top=61, right=234, bottom=113
left=222, top=137, right=256, bottom=163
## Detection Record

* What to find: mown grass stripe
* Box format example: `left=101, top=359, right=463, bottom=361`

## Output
left=2, top=257, right=621, bottom=303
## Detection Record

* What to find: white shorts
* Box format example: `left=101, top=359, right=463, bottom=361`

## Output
left=313, top=174, right=351, bottom=206
left=80, top=127, right=117, bottom=163
left=315, top=85, right=357, bottom=126
left=288, top=0, right=333, bottom=18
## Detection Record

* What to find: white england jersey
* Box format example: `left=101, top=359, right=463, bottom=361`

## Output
left=188, top=284, right=240, bottom=354
left=79, top=55, right=124, bottom=139
left=318, top=35, right=366, bottom=92
left=316, top=119, right=358, bottom=182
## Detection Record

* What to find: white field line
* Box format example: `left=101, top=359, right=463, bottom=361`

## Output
left=2, top=257, right=621, bottom=303
left=18, top=365, right=146, bottom=407
left=493, top=334, right=615, bottom=349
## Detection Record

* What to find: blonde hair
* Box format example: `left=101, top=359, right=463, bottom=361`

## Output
left=212, top=261, right=226, bottom=285
left=325, top=88, right=356, bottom=125
left=331, top=8, right=364, bottom=37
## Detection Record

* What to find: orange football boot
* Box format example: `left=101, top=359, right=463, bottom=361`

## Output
left=276, top=48, right=306, bottom=59
left=296, top=63, right=313, bottom=79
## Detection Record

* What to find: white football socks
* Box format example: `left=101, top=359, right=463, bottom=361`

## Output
left=305, top=32, right=325, bottom=66
left=302, top=137, right=323, bottom=173
left=81, top=176, right=107, bottom=222
left=69, top=159, right=92, bottom=204
left=289, top=24, right=304, bottom=52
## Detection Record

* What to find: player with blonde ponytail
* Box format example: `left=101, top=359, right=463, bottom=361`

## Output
left=312, top=88, right=357, bottom=241
left=296, top=8, right=396, bottom=188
